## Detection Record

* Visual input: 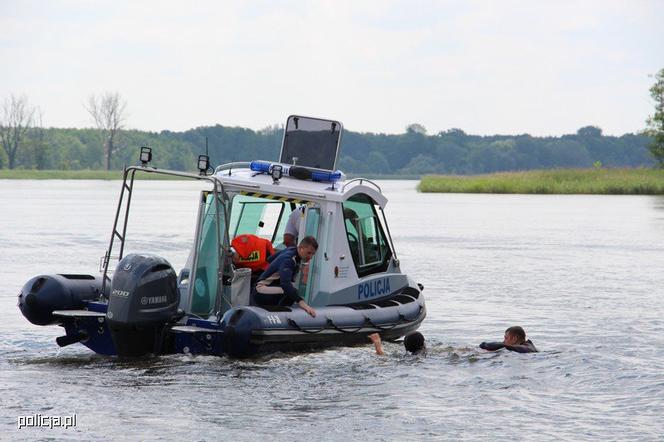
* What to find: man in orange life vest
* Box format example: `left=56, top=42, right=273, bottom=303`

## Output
left=231, top=234, right=276, bottom=283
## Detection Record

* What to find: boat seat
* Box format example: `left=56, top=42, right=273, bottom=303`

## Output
left=231, top=267, right=252, bottom=307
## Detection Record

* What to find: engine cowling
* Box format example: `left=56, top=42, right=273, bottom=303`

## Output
left=107, top=254, right=179, bottom=357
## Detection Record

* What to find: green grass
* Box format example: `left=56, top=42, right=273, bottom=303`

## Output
left=418, top=168, right=664, bottom=195
left=0, top=169, right=188, bottom=180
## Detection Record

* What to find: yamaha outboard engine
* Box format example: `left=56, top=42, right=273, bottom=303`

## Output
left=107, top=254, right=179, bottom=357
left=18, top=274, right=104, bottom=325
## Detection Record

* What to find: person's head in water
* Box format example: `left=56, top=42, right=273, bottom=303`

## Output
left=404, top=331, right=425, bottom=354
left=297, top=236, right=318, bottom=262
left=503, top=326, right=527, bottom=346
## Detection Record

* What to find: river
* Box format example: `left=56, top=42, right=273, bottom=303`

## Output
left=1, top=180, right=663, bottom=440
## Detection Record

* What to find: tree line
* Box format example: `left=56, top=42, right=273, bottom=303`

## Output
left=2, top=69, right=664, bottom=175
left=0, top=119, right=655, bottom=175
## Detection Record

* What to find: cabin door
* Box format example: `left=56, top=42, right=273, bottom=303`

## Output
left=297, top=207, right=321, bottom=303
left=189, top=191, right=231, bottom=316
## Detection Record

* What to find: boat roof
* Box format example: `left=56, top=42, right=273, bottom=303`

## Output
left=213, top=164, right=387, bottom=207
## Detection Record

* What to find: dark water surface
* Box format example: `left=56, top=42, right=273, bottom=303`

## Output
left=1, top=180, right=664, bottom=441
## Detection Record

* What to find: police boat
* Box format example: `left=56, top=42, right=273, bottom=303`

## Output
left=18, top=115, right=426, bottom=358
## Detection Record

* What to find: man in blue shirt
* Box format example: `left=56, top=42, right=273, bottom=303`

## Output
left=254, top=236, right=318, bottom=317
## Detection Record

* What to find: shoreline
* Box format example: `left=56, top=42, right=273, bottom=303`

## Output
left=4, top=168, right=664, bottom=195
left=0, top=169, right=421, bottom=181
left=418, top=168, right=664, bottom=195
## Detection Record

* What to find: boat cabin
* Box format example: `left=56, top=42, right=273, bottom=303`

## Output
left=181, top=116, right=405, bottom=319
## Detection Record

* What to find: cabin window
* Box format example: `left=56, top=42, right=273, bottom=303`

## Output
left=342, top=194, right=392, bottom=277
left=228, top=194, right=292, bottom=245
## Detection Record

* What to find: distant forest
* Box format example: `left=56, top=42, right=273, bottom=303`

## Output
left=1, top=124, right=654, bottom=175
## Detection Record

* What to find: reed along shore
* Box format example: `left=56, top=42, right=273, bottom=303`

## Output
left=418, top=168, right=664, bottom=195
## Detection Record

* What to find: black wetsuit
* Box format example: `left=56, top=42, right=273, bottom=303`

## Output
left=479, top=339, right=538, bottom=353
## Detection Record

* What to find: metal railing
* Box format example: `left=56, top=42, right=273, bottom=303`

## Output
left=341, top=178, right=382, bottom=193
left=214, top=162, right=251, bottom=175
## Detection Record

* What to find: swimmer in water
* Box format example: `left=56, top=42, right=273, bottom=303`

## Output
left=479, top=326, right=538, bottom=353
left=369, top=331, right=426, bottom=355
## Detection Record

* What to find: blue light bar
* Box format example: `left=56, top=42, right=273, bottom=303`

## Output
left=249, top=160, right=344, bottom=183
left=250, top=160, right=271, bottom=173
left=311, top=170, right=342, bottom=182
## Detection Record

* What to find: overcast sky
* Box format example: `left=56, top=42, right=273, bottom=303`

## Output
left=2, top=0, right=663, bottom=136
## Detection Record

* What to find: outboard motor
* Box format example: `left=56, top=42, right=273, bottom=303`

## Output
left=18, top=274, right=104, bottom=325
left=107, top=254, right=179, bottom=357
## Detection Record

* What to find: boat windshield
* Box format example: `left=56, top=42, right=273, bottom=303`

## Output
left=228, top=194, right=293, bottom=245
left=189, top=191, right=231, bottom=316
left=280, top=115, right=342, bottom=170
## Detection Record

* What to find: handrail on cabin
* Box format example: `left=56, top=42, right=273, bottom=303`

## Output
left=215, top=162, right=251, bottom=175
left=341, top=178, right=382, bottom=194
